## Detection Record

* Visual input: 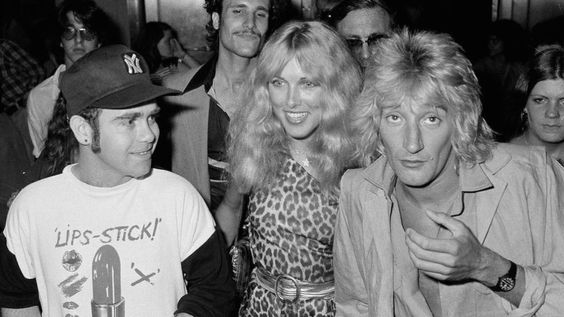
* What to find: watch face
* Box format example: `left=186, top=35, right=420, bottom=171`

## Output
left=499, top=277, right=515, bottom=291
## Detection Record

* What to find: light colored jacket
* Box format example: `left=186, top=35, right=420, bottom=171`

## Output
left=334, top=143, right=564, bottom=316
left=26, top=64, right=66, bottom=158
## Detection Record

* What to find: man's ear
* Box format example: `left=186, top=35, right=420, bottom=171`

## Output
left=212, top=12, right=220, bottom=30
left=69, top=115, right=93, bottom=146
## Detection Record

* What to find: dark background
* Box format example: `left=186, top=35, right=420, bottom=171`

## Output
left=3, top=0, right=564, bottom=66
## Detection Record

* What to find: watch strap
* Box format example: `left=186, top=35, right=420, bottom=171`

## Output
left=489, top=261, right=517, bottom=292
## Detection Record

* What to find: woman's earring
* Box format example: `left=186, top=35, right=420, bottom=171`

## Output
left=519, top=109, right=529, bottom=135
left=521, top=109, right=528, bottom=123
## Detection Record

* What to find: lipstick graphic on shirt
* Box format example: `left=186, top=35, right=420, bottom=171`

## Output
left=91, top=245, right=125, bottom=317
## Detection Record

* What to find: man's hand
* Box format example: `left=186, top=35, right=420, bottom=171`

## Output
left=405, top=210, right=491, bottom=283
left=405, top=210, right=526, bottom=306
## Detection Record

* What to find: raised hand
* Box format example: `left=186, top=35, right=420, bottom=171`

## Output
left=170, top=38, right=186, bottom=58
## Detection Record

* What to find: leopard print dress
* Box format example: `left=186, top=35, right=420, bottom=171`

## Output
left=239, top=157, right=338, bottom=317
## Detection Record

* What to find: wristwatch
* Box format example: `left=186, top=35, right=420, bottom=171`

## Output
left=490, top=261, right=517, bottom=292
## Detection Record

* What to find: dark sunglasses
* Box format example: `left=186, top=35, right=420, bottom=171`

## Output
left=346, top=33, right=389, bottom=49
left=62, top=26, right=97, bottom=41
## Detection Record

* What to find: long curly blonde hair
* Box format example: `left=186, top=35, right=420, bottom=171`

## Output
left=228, top=21, right=362, bottom=193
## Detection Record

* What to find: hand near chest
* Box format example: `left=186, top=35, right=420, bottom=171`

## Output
left=404, top=209, right=488, bottom=282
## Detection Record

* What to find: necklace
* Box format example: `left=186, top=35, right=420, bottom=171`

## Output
left=292, top=149, right=310, bottom=168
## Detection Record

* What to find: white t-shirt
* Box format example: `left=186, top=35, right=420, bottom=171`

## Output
left=4, top=165, right=215, bottom=316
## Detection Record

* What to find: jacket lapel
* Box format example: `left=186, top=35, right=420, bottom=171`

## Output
left=464, top=147, right=511, bottom=243
left=473, top=167, right=508, bottom=243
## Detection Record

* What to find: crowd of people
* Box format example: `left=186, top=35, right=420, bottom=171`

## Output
left=1, top=0, right=564, bottom=316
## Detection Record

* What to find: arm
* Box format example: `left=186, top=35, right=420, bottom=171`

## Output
left=334, top=173, right=369, bottom=317
left=179, top=53, right=200, bottom=69
left=0, top=234, right=40, bottom=312
left=25, top=67, right=62, bottom=158
left=405, top=211, right=526, bottom=306
left=2, top=307, right=41, bottom=317
left=527, top=157, right=564, bottom=315
left=171, top=39, right=200, bottom=69
left=406, top=155, right=564, bottom=316
left=334, top=203, right=369, bottom=316
left=214, top=184, right=244, bottom=247
left=176, top=229, right=237, bottom=317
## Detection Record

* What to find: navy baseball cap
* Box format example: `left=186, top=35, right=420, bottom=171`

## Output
left=60, top=44, right=179, bottom=116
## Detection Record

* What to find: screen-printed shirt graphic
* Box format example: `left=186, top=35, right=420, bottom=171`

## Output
left=4, top=165, right=215, bottom=316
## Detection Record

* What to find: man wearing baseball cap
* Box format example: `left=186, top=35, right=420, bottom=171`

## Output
left=0, top=45, right=236, bottom=317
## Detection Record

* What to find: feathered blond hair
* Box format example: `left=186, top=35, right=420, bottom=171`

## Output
left=228, top=21, right=362, bottom=193
left=353, top=29, right=495, bottom=166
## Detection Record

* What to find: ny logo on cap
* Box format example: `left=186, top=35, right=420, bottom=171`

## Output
left=123, top=53, right=143, bottom=74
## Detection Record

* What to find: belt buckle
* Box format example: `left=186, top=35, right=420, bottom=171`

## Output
left=274, top=274, right=300, bottom=303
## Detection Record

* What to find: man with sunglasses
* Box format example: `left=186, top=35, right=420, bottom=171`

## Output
left=26, top=0, right=115, bottom=159
left=327, top=0, right=395, bottom=68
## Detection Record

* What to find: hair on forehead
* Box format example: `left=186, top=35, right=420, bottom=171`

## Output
left=57, top=0, right=116, bottom=44
left=255, top=21, right=348, bottom=87
left=378, top=74, right=448, bottom=112
left=326, top=0, right=395, bottom=27
left=228, top=20, right=362, bottom=192
left=373, top=30, right=474, bottom=111
left=520, top=45, right=564, bottom=96
left=354, top=29, right=494, bottom=166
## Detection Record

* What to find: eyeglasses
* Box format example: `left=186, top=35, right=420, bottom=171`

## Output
left=346, top=33, right=389, bottom=50
left=62, top=26, right=97, bottom=41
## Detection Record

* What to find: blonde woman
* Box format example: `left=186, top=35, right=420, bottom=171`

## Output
left=218, top=20, right=362, bottom=316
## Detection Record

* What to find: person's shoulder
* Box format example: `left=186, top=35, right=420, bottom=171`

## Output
left=342, top=156, right=390, bottom=188
left=342, top=167, right=366, bottom=185
left=166, top=65, right=200, bottom=83
left=508, top=134, right=527, bottom=146
left=147, top=168, right=191, bottom=184
left=12, top=172, right=67, bottom=204
left=30, top=65, right=64, bottom=91
left=494, top=142, right=548, bottom=166
left=486, top=143, right=551, bottom=179
left=144, top=169, right=210, bottom=216
left=162, top=64, right=203, bottom=91
left=145, top=168, right=200, bottom=195
left=340, top=162, right=386, bottom=196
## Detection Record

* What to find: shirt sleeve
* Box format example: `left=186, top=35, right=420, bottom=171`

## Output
left=177, top=183, right=216, bottom=261
left=334, top=172, right=370, bottom=317
left=174, top=182, right=236, bottom=316
left=3, top=192, right=36, bottom=279
left=0, top=233, right=39, bottom=308
left=176, top=229, right=237, bottom=317
left=501, top=157, right=564, bottom=316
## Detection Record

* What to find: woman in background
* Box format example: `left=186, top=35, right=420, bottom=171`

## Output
left=510, top=46, right=564, bottom=165
left=134, top=21, right=199, bottom=84
left=219, top=21, right=362, bottom=316
left=474, top=19, right=531, bottom=141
